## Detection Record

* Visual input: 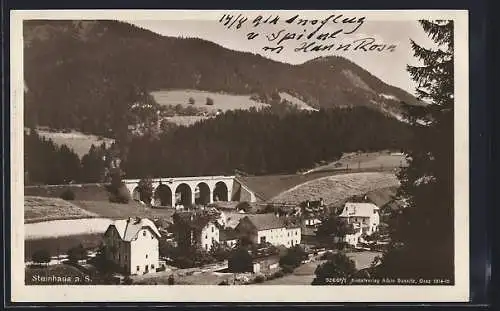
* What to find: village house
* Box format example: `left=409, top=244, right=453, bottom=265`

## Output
left=103, top=217, right=161, bottom=275
left=235, top=213, right=301, bottom=248
left=219, top=228, right=239, bottom=248
left=173, top=211, right=221, bottom=251
left=337, top=202, right=380, bottom=246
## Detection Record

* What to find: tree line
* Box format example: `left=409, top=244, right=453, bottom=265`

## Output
left=121, top=106, right=412, bottom=178
left=24, top=106, right=412, bottom=185
left=24, top=129, right=120, bottom=185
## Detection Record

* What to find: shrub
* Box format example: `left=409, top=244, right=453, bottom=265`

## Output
left=32, top=249, right=51, bottom=265
left=320, top=251, right=334, bottom=260
left=137, top=177, right=154, bottom=205
left=218, top=280, right=229, bottom=285
left=254, top=275, right=265, bottom=283
left=156, top=265, right=166, bottom=272
left=282, top=265, right=294, bottom=274
left=280, top=245, right=308, bottom=268
left=206, top=97, right=214, bottom=106
left=274, top=271, right=285, bottom=278
left=188, top=97, right=195, bottom=105
left=167, top=275, right=175, bottom=285
left=60, top=188, right=75, bottom=201
left=228, top=247, right=253, bottom=273
left=108, top=182, right=131, bottom=204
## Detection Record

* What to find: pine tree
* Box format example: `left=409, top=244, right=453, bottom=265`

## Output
left=376, top=20, right=455, bottom=280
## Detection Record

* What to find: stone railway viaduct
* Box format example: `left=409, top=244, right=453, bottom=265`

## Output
left=123, top=176, right=236, bottom=206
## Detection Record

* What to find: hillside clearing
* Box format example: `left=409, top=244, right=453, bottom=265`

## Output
left=151, top=89, right=269, bottom=112
left=36, top=129, right=114, bottom=158
left=306, top=151, right=407, bottom=174
left=25, top=196, right=99, bottom=224
left=24, top=184, right=111, bottom=202
left=73, top=200, right=176, bottom=221
left=270, top=172, right=400, bottom=205
left=279, top=92, right=318, bottom=111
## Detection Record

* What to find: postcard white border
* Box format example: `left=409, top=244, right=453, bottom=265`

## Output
left=10, top=9, right=469, bottom=303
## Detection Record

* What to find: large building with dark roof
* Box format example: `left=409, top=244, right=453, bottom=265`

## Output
left=235, top=213, right=301, bottom=247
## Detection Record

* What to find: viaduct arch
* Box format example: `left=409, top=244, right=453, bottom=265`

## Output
left=123, top=176, right=235, bottom=207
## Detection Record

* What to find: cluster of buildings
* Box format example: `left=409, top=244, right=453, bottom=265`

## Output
left=172, top=208, right=302, bottom=252
left=101, top=200, right=381, bottom=276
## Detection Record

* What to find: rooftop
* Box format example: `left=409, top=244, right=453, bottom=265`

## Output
left=109, top=217, right=161, bottom=242
left=219, top=228, right=240, bottom=241
left=338, top=202, right=379, bottom=218
left=241, top=213, right=300, bottom=231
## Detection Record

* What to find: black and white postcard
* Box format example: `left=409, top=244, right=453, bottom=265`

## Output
left=10, top=9, right=469, bottom=302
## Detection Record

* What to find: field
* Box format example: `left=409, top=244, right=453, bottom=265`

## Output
left=25, top=200, right=176, bottom=259
left=24, top=196, right=99, bottom=224
left=238, top=166, right=398, bottom=203
left=74, top=200, right=176, bottom=221
left=270, top=172, right=400, bottom=205
left=278, top=92, right=318, bottom=111
left=151, top=89, right=269, bottom=112
left=307, top=151, right=408, bottom=174
left=36, top=129, right=114, bottom=158
left=24, top=183, right=111, bottom=201
left=237, top=170, right=363, bottom=202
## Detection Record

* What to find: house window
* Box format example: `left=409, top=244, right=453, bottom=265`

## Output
left=143, top=231, right=147, bottom=237
left=151, top=264, right=155, bottom=269
left=151, top=235, right=154, bottom=239
left=136, top=266, right=140, bottom=271
left=212, top=226, right=214, bottom=232
left=146, top=254, right=148, bottom=259
left=205, top=244, right=208, bottom=250
left=205, top=235, right=208, bottom=239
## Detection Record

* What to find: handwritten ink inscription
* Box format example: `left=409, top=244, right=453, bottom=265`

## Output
left=218, top=13, right=397, bottom=54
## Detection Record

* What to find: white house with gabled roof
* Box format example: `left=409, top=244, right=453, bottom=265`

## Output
left=337, top=202, right=380, bottom=246
left=103, top=217, right=161, bottom=275
left=338, top=202, right=380, bottom=235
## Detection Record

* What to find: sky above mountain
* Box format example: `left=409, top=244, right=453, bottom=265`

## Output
left=127, top=11, right=436, bottom=95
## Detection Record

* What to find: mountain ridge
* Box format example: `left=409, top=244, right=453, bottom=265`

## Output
left=23, top=20, right=419, bottom=137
